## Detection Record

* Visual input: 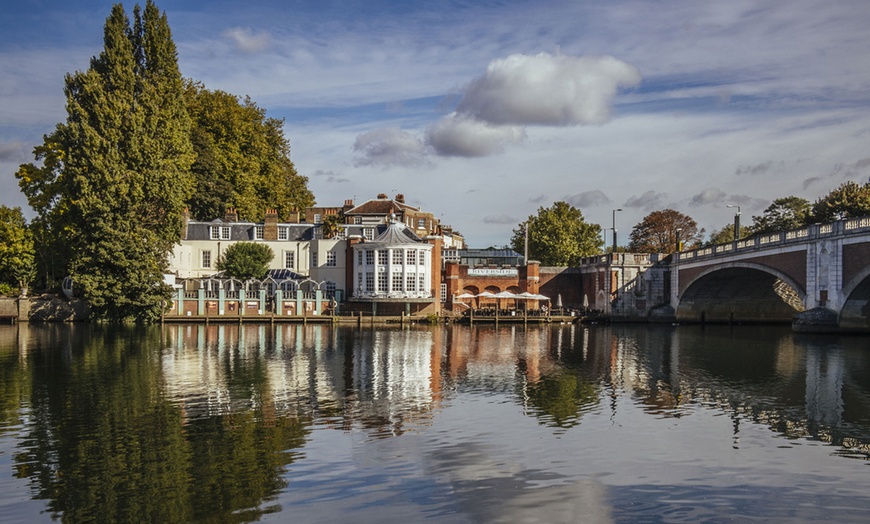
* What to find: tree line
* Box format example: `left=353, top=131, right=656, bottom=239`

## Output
left=510, top=181, right=870, bottom=265
left=0, top=1, right=313, bottom=321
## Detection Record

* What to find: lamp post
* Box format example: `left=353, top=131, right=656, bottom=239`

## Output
left=675, top=228, right=683, bottom=252
left=727, top=204, right=741, bottom=241
left=612, top=208, right=622, bottom=252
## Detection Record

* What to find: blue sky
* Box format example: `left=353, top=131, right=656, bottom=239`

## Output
left=2, top=0, right=870, bottom=247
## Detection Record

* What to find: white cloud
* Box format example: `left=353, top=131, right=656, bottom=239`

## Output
left=0, top=142, right=27, bottom=162
left=623, top=191, right=668, bottom=211
left=221, top=27, right=270, bottom=53
left=425, top=114, right=524, bottom=158
left=564, top=190, right=611, bottom=209
left=352, top=128, right=430, bottom=167
left=689, top=187, right=728, bottom=207
left=457, top=53, right=641, bottom=126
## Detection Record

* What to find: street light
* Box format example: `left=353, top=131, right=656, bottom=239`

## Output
left=612, top=208, right=622, bottom=252
left=727, top=204, right=741, bottom=241
left=675, top=228, right=683, bottom=252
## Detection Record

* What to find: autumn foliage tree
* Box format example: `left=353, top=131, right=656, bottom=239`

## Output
left=510, top=202, right=603, bottom=266
left=628, top=209, right=702, bottom=253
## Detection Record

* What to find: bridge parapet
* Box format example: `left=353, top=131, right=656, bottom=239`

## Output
left=676, top=216, right=870, bottom=262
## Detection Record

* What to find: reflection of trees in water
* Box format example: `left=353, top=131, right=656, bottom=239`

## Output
left=12, top=325, right=309, bottom=523
left=621, top=325, right=870, bottom=460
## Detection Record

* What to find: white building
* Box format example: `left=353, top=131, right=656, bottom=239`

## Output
left=351, top=219, right=434, bottom=300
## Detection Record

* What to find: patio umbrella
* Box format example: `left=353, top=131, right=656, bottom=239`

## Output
left=455, top=292, right=476, bottom=299
left=583, top=294, right=589, bottom=309
left=476, top=290, right=495, bottom=307
left=492, top=290, right=518, bottom=309
left=556, top=294, right=563, bottom=308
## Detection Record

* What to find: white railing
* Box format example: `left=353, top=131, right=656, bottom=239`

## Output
left=673, top=215, right=870, bottom=262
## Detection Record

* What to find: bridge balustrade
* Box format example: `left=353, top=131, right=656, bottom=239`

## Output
left=675, top=216, right=870, bottom=262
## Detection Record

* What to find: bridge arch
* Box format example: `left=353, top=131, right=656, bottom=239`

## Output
left=838, top=265, right=870, bottom=331
left=677, top=262, right=806, bottom=323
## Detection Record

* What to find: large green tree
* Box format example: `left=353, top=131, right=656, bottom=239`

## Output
left=217, top=243, right=275, bottom=280
left=750, top=196, right=811, bottom=235
left=628, top=209, right=702, bottom=253
left=510, top=202, right=602, bottom=266
left=0, top=206, right=36, bottom=293
left=811, top=181, right=870, bottom=223
left=183, top=81, right=314, bottom=221
left=16, top=1, right=193, bottom=321
left=705, top=223, right=751, bottom=246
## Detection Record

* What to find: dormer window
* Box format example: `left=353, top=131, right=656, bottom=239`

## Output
left=254, top=226, right=264, bottom=240
left=210, top=226, right=231, bottom=240
left=278, top=227, right=289, bottom=240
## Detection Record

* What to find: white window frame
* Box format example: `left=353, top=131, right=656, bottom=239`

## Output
left=220, top=226, right=231, bottom=240
left=284, top=251, right=295, bottom=269
left=202, top=250, right=212, bottom=268
left=254, top=226, right=264, bottom=240
left=278, top=227, right=289, bottom=241
left=326, top=251, right=337, bottom=267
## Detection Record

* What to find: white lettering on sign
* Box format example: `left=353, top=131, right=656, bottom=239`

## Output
left=468, top=268, right=518, bottom=277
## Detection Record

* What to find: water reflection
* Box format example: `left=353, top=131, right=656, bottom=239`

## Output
left=1, top=322, right=869, bottom=522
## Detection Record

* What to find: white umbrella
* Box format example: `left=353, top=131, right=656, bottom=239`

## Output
left=516, top=292, right=536, bottom=300
left=455, top=292, right=475, bottom=299
left=492, top=291, right=517, bottom=298
left=476, top=291, right=495, bottom=297
left=556, top=294, right=563, bottom=308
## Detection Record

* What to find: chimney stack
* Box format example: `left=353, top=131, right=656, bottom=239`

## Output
left=225, top=208, right=238, bottom=222
left=264, top=208, right=279, bottom=240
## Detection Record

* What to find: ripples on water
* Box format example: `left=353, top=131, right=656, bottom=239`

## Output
left=1, top=322, right=869, bottom=523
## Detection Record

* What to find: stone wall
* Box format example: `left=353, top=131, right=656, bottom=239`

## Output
left=0, top=296, right=90, bottom=322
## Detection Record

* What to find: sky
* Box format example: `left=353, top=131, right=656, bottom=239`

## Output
left=2, top=0, right=870, bottom=248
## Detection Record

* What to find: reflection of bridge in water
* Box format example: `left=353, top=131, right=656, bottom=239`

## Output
left=599, top=217, right=870, bottom=331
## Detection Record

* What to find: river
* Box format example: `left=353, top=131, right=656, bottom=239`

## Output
left=1, top=322, right=869, bottom=523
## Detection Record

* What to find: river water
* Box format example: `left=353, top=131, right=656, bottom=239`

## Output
left=1, top=322, right=869, bottom=523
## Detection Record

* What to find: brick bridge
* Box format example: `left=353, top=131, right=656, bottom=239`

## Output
left=669, top=216, right=870, bottom=330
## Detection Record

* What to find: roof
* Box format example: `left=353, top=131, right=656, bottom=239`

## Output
left=372, top=221, right=423, bottom=244
left=184, top=222, right=314, bottom=241
left=460, top=248, right=523, bottom=258
left=345, top=198, right=419, bottom=215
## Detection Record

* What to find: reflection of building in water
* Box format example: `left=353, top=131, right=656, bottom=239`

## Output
left=161, top=325, right=442, bottom=436
left=805, top=347, right=844, bottom=426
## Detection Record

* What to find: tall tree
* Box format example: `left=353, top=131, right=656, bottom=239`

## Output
left=628, top=209, right=702, bottom=253
left=16, top=1, right=193, bottom=321
left=811, top=181, right=870, bottom=223
left=183, top=81, right=314, bottom=221
left=0, top=206, right=36, bottom=293
left=510, top=202, right=603, bottom=266
left=749, top=196, right=811, bottom=235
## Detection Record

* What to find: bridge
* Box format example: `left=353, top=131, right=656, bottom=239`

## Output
left=669, top=216, right=870, bottom=331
